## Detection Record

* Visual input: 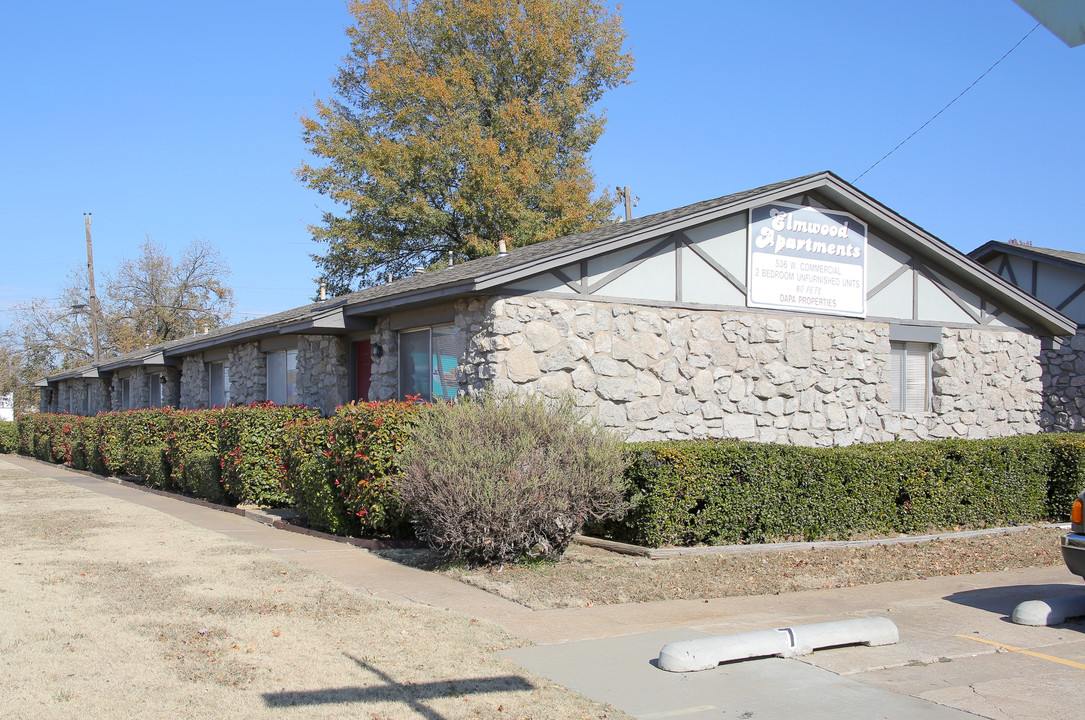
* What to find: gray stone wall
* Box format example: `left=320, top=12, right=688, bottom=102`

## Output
left=109, top=375, right=121, bottom=410
left=922, top=328, right=1041, bottom=440
left=89, top=377, right=111, bottom=414
left=1041, top=328, right=1085, bottom=432
left=40, top=387, right=55, bottom=413
left=454, top=296, right=1042, bottom=446
left=369, top=320, right=398, bottom=400
left=297, top=335, right=349, bottom=413
left=56, top=381, right=71, bottom=414
left=133, top=368, right=150, bottom=409
left=227, top=342, right=266, bottom=405
left=161, top=367, right=181, bottom=407
left=180, top=354, right=208, bottom=409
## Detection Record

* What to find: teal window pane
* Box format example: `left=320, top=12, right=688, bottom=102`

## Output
left=399, top=329, right=432, bottom=401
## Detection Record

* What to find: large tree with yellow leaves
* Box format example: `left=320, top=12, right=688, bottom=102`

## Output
left=298, top=0, right=634, bottom=293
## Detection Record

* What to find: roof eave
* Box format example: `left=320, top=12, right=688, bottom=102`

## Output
left=162, top=326, right=283, bottom=358
left=969, top=240, right=1085, bottom=274
left=814, top=179, right=1076, bottom=336
left=277, top=307, right=377, bottom=335
left=343, top=281, right=479, bottom=317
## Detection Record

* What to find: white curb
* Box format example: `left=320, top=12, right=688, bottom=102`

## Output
left=1012, top=595, right=1085, bottom=626
left=658, top=617, right=899, bottom=672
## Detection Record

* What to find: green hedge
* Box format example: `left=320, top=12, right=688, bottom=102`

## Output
left=282, top=400, right=422, bottom=537
left=0, top=420, right=18, bottom=453
left=13, top=407, right=1085, bottom=549
left=614, top=434, right=1085, bottom=547
left=181, top=450, right=226, bottom=504
left=218, top=403, right=320, bottom=506
left=131, top=444, right=171, bottom=490
left=160, top=408, right=222, bottom=497
left=13, top=405, right=317, bottom=508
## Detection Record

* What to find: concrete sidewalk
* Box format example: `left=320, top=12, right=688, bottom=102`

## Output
left=7, top=453, right=1085, bottom=719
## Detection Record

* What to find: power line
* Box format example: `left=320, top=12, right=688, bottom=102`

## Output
left=853, top=22, right=1041, bottom=184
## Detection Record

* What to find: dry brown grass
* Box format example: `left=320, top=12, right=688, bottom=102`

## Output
left=436, top=528, right=1065, bottom=610
left=0, top=461, right=628, bottom=720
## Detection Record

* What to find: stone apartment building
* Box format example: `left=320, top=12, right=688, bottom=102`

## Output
left=37, top=172, right=1078, bottom=446
left=970, top=241, right=1085, bottom=432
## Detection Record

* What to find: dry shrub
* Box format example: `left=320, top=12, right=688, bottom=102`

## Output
left=398, top=393, right=629, bottom=566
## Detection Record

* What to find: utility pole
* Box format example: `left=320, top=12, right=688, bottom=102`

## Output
left=83, top=213, right=102, bottom=364
left=623, top=186, right=633, bottom=221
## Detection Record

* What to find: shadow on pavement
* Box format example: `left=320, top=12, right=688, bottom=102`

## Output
left=944, top=583, right=1084, bottom=615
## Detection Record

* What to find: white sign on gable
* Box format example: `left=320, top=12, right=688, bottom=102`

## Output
left=747, top=202, right=868, bottom=318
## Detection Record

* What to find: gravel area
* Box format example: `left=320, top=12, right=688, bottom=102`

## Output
left=435, top=526, right=1066, bottom=610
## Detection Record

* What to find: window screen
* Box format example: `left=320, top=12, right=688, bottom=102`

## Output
left=267, top=352, right=284, bottom=403
left=890, top=341, right=930, bottom=413
left=398, top=325, right=460, bottom=402
left=150, top=375, right=162, bottom=408
left=399, top=329, right=431, bottom=401
left=267, top=350, right=298, bottom=405
left=284, top=350, right=296, bottom=404
left=430, top=325, right=459, bottom=401
left=209, top=362, right=226, bottom=407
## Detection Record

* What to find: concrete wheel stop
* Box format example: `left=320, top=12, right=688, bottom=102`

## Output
left=1012, top=594, right=1085, bottom=626
left=658, top=617, right=899, bottom=672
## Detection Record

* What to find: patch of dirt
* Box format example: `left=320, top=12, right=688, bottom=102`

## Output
left=437, top=527, right=1065, bottom=609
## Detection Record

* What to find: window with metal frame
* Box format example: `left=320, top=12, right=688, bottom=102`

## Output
left=889, top=341, right=931, bottom=413
left=398, top=325, right=460, bottom=402
left=266, top=349, right=297, bottom=405
left=208, top=362, right=231, bottom=407
left=150, top=374, right=162, bottom=408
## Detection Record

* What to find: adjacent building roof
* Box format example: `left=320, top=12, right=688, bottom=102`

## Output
left=970, top=240, right=1085, bottom=272
left=37, top=171, right=1077, bottom=386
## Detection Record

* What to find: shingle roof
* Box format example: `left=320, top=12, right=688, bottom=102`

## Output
left=319, top=172, right=829, bottom=311
left=970, top=240, right=1085, bottom=269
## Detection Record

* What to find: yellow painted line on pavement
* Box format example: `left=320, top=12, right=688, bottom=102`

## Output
left=956, top=634, right=1085, bottom=670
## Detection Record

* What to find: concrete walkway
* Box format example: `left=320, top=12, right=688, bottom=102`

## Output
left=7, top=453, right=1085, bottom=719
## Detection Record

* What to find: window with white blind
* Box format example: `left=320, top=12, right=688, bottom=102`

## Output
left=208, top=362, right=231, bottom=407
left=889, top=341, right=931, bottom=413
left=398, top=325, right=460, bottom=402
left=266, top=349, right=298, bottom=405
left=150, top=374, right=162, bottom=408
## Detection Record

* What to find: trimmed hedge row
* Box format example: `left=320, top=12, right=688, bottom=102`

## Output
left=282, top=400, right=423, bottom=537
left=0, top=421, right=16, bottom=454
left=8, top=401, right=420, bottom=534
left=7, top=407, right=1085, bottom=549
left=615, top=434, right=1085, bottom=547
left=13, top=405, right=319, bottom=507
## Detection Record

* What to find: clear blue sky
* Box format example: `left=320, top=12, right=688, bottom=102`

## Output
left=1, top=1, right=1081, bottom=330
